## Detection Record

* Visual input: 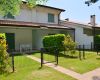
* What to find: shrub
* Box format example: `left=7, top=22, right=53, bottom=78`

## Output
left=94, top=35, right=100, bottom=44
left=63, top=35, right=76, bottom=55
left=0, top=33, right=9, bottom=73
left=94, top=35, right=100, bottom=50
left=43, top=34, right=65, bottom=53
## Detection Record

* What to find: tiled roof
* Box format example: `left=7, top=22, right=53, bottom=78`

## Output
left=0, top=20, right=73, bottom=30
left=22, top=1, right=65, bottom=12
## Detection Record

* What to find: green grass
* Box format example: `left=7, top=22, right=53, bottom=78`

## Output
left=0, top=55, right=76, bottom=80
left=33, top=51, right=100, bottom=74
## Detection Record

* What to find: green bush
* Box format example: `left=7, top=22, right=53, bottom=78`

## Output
left=0, top=33, right=9, bottom=73
left=94, top=35, right=100, bottom=50
left=94, top=35, right=100, bottom=44
left=63, top=35, right=76, bottom=55
left=43, top=34, right=65, bottom=52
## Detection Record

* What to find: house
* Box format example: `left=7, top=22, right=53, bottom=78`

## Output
left=0, top=1, right=74, bottom=51
left=61, top=15, right=100, bottom=49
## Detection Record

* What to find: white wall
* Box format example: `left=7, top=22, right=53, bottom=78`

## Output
left=62, top=22, right=93, bottom=49
left=0, top=5, right=60, bottom=24
left=0, top=27, right=32, bottom=50
left=32, top=29, right=61, bottom=50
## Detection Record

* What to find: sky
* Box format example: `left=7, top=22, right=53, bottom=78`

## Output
left=46, top=0, right=100, bottom=24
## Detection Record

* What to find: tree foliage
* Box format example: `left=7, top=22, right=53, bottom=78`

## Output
left=0, top=0, right=48, bottom=16
left=0, top=33, right=9, bottom=73
left=63, top=35, right=76, bottom=55
left=85, top=0, right=99, bottom=6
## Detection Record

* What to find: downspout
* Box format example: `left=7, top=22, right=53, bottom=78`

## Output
left=58, top=12, right=61, bottom=24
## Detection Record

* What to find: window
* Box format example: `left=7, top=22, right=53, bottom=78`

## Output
left=4, top=12, right=15, bottom=19
left=48, top=13, right=54, bottom=23
left=83, top=28, right=93, bottom=36
left=48, top=33, right=56, bottom=35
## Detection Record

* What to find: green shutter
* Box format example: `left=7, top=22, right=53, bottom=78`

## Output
left=48, top=13, right=54, bottom=23
left=4, top=12, right=15, bottom=19
left=6, top=33, right=15, bottom=50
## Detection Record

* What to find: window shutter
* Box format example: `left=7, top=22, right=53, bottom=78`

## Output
left=48, top=13, right=54, bottom=23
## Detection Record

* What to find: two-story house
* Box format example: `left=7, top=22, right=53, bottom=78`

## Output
left=0, top=1, right=74, bottom=51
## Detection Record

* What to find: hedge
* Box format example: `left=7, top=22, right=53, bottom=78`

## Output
left=94, top=35, right=100, bottom=44
left=94, top=35, right=100, bottom=50
left=43, top=34, right=65, bottom=53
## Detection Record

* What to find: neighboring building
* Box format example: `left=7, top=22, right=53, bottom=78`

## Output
left=0, top=1, right=74, bottom=51
left=61, top=15, right=100, bottom=49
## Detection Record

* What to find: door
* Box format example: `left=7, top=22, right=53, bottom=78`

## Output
left=6, top=33, right=15, bottom=50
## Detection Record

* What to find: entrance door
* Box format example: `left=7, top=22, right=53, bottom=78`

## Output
left=6, top=33, right=15, bottom=50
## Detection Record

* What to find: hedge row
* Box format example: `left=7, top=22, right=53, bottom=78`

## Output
left=43, top=34, right=65, bottom=52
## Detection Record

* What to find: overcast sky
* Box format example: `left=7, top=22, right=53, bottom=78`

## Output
left=46, top=0, right=100, bottom=24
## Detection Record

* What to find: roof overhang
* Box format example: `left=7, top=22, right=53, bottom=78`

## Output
left=22, top=1, right=65, bottom=12
left=0, top=20, right=73, bottom=30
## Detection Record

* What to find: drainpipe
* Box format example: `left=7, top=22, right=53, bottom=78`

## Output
left=58, top=12, right=61, bottom=24
left=90, top=15, right=96, bottom=49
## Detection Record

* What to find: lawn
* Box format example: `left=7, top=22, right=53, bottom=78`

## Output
left=0, top=55, right=76, bottom=80
left=32, top=51, right=100, bottom=74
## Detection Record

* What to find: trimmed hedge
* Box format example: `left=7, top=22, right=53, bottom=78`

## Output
left=43, top=34, right=65, bottom=52
left=94, top=35, right=100, bottom=44
left=94, top=35, right=100, bottom=50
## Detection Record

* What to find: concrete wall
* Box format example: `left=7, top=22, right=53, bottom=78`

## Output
left=0, top=5, right=60, bottom=24
left=0, top=27, right=32, bottom=50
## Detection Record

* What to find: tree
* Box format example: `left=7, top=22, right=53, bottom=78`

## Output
left=85, top=0, right=99, bottom=6
left=0, top=33, right=9, bottom=73
left=63, top=35, right=76, bottom=56
left=0, top=0, right=48, bottom=16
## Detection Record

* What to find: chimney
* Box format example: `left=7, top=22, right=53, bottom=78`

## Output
left=65, top=18, right=69, bottom=21
left=90, top=15, right=96, bottom=26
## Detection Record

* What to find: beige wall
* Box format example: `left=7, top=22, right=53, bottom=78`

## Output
left=0, top=27, right=32, bottom=50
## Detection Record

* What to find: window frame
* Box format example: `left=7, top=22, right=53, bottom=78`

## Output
left=3, top=13, right=15, bottom=19
left=48, top=13, right=55, bottom=23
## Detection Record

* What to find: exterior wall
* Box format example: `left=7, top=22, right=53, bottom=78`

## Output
left=32, top=29, right=71, bottom=50
left=62, top=22, right=93, bottom=49
left=0, top=5, right=60, bottom=24
left=0, top=27, right=73, bottom=50
left=0, top=27, right=32, bottom=50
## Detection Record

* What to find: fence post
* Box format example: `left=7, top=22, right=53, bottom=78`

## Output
left=12, top=53, right=15, bottom=72
left=91, top=42, right=93, bottom=51
left=41, top=48, right=44, bottom=68
left=79, top=45, right=81, bottom=60
left=55, top=48, right=59, bottom=65
left=83, top=45, right=85, bottom=59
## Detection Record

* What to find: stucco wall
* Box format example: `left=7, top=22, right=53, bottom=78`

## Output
left=32, top=29, right=67, bottom=50
left=62, top=22, right=93, bottom=49
left=0, top=27, right=32, bottom=50
left=0, top=5, right=60, bottom=24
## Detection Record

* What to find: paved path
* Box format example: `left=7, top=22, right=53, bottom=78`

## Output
left=27, top=55, right=100, bottom=80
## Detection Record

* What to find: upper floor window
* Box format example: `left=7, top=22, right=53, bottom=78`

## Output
left=48, top=13, right=54, bottom=23
left=4, top=13, right=15, bottom=19
left=83, top=28, right=93, bottom=36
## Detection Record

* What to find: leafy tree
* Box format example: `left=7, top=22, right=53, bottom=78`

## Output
left=85, top=0, right=99, bottom=6
left=63, top=35, right=76, bottom=56
left=0, top=0, right=48, bottom=16
left=0, top=33, right=9, bottom=73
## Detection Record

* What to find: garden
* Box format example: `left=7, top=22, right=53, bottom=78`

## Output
left=33, top=34, right=100, bottom=74
left=0, top=33, right=100, bottom=80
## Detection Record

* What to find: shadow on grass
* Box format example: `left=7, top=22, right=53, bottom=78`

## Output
left=0, top=70, right=14, bottom=77
left=36, top=51, right=78, bottom=59
left=59, top=53, right=78, bottom=59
